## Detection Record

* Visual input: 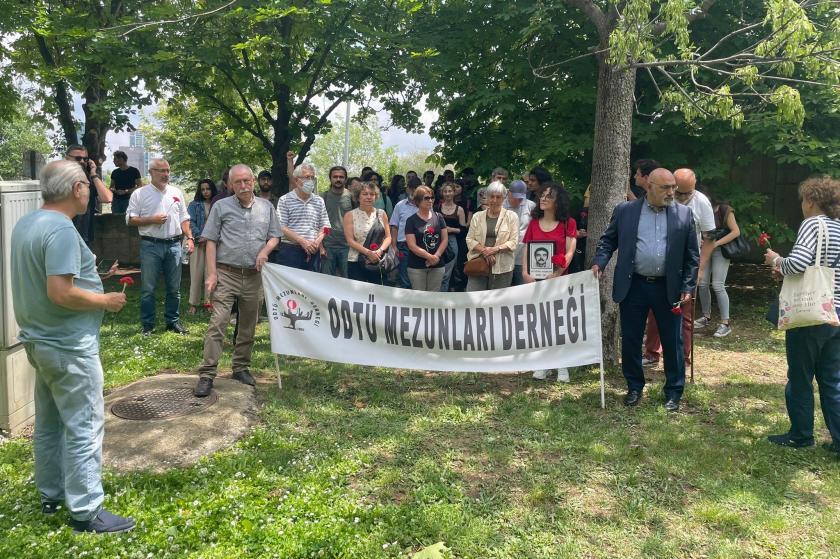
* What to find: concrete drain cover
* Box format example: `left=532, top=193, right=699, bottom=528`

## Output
left=110, top=387, right=218, bottom=420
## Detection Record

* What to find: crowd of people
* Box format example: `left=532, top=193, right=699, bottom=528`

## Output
left=10, top=145, right=840, bottom=534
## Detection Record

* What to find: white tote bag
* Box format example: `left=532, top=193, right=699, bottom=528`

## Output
left=778, top=217, right=840, bottom=330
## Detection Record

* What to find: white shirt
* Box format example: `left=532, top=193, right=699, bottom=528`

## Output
left=503, top=198, right=536, bottom=264
left=126, top=183, right=190, bottom=238
left=682, top=190, right=716, bottom=247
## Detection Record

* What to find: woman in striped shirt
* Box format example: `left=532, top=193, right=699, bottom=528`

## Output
left=763, top=176, right=840, bottom=455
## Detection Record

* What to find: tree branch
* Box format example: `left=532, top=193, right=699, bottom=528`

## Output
left=106, top=0, right=239, bottom=37
left=561, top=0, right=608, bottom=38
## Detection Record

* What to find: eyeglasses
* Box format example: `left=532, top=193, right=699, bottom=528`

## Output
left=539, top=192, right=556, bottom=200
left=71, top=156, right=89, bottom=162
left=675, top=190, right=693, bottom=198
left=149, top=168, right=170, bottom=173
left=75, top=180, right=90, bottom=188
left=422, top=196, right=434, bottom=201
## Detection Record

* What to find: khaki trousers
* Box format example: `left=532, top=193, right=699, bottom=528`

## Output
left=188, top=243, right=209, bottom=307
left=197, top=265, right=263, bottom=378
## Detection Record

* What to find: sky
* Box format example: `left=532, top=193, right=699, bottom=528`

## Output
left=91, top=95, right=438, bottom=173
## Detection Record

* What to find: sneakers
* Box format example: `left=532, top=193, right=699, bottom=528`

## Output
left=713, top=323, right=732, bottom=337
left=194, top=377, right=214, bottom=397
left=42, top=501, right=61, bottom=514
left=693, top=315, right=711, bottom=329
left=232, top=370, right=256, bottom=386
left=641, top=356, right=658, bottom=368
left=69, top=510, right=135, bottom=534
left=532, top=369, right=550, bottom=380
left=141, top=326, right=154, bottom=337
left=556, top=368, right=570, bottom=383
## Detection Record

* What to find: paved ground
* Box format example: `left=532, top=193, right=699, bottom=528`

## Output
left=103, top=373, right=257, bottom=472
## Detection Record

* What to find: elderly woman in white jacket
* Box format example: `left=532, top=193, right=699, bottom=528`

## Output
left=465, top=181, right=520, bottom=291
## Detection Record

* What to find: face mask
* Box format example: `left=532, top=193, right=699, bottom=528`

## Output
left=301, top=179, right=316, bottom=193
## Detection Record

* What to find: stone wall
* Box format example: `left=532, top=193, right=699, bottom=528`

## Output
left=92, top=213, right=141, bottom=265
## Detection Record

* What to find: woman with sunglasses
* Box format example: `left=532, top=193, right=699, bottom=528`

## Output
left=522, top=181, right=577, bottom=382
left=405, top=186, right=449, bottom=290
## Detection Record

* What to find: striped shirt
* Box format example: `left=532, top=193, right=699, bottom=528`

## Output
left=277, top=190, right=331, bottom=243
left=780, top=216, right=840, bottom=310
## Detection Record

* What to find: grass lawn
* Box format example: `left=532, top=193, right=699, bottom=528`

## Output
left=1, top=264, right=838, bottom=558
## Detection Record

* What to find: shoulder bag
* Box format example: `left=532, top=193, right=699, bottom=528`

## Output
left=363, top=209, right=397, bottom=273
left=714, top=205, right=751, bottom=260
left=777, top=217, right=840, bottom=330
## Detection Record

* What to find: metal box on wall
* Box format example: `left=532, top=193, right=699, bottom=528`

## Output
left=0, top=180, right=42, bottom=434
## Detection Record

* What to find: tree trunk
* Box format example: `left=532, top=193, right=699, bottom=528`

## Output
left=585, top=54, right=637, bottom=367
left=81, top=81, right=109, bottom=164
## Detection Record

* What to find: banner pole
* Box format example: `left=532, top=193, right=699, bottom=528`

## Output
left=690, top=288, right=696, bottom=383
left=599, top=362, right=605, bottom=409
left=274, top=354, right=282, bottom=390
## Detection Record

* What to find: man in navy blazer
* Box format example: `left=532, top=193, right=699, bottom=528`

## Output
left=592, top=168, right=700, bottom=411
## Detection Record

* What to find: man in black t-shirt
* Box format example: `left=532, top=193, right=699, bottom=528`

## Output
left=109, top=150, right=142, bottom=214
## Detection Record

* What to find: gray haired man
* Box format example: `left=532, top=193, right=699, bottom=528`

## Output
left=11, top=160, right=133, bottom=533
left=271, top=151, right=330, bottom=271
left=194, top=164, right=281, bottom=397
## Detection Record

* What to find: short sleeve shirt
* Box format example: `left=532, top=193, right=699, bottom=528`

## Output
left=277, top=190, right=331, bottom=243
left=11, top=210, right=104, bottom=354
left=522, top=218, right=577, bottom=274
left=683, top=190, right=716, bottom=247
left=110, top=166, right=141, bottom=198
left=125, top=184, right=189, bottom=238
left=201, top=196, right=281, bottom=268
left=405, top=213, right=445, bottom=269
left=321, top=189, right=353, bottom=248
left=391, top=199, right=419, bottom=242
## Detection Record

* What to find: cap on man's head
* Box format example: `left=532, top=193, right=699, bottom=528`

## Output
left=509, top=180, right=527, bottom=199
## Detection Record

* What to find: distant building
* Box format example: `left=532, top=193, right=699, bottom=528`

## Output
left=118, top=132, right=150, bottom=176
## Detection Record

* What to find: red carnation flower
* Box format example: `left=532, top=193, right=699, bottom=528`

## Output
left=758, top=232, right=771, bottom=247
left=551, top=254, right=566, bottom=268
left=172, top=197, right=180, bottom=203
left=671, top=303, right=683, bottom=316
left=203, top=302, right=214, bottom=310
left=323, top=226, right=332, bottom=236
left=370, top=243, right=379, bottom=250
left=118, top=276, right=135, bottom=293
left=425, top=226, right=436, bottom=234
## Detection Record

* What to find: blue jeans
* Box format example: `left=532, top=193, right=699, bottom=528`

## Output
left=140, top=238, right=182, bottom=329
left=397, top=241, right=411, bottom=289
left=440, top=241, right=459, bottom=291
left=322, top=245, right=349, bottom=278
left=24, top=342, right=104, bottom=522
left=784, top=324, right=840, bottom=444
left=619, top=275, right=685, bottom=399
left=270, top=243, right=321, bottom=272
left=111, top=197, right=130, bottom=214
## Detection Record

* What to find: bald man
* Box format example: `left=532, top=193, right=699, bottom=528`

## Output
left=644, top=168, right=717, bottom=367
left=592, top=168, right=700, bottom=411
left=193, top=164, right=280, bottom=397
left=126, top=158, right=193, bottom=335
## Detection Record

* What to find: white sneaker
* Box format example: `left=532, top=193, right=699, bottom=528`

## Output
left=556, top=368, right=570, bottom=383
left=641, top=356, right=658, bottom=368
left=694, top=316, right=711, bottom=329
left=713, top=323, right=732, bottom=337
left=532, top=369, right=550, bottom=380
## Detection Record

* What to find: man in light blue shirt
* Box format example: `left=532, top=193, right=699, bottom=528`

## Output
left=11, top=160, right=133, bottom=533
left=389, top=177, right=420, bottom=288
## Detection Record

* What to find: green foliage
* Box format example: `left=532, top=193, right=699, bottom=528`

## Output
left=0, top=98, right=51, bottom=179
left=141, top=97, right=272, bottom=183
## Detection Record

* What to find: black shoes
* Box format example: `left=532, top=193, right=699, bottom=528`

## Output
left=623, top=390, right=642, bottom=407
left=166, top=322, right=188, bottom=335
left=194, top=377, right=213, bottom=397
left=42, top=501, right=61, bottom=514
left=767, top=433, right=815, bottom=448
left=823, top=441, right=840, bottom=455
left=69, top=510, right=135, bottom=534
left=664, top=398, right=680, bottom=412
left=232, top=370, right=256, bottom=386
left=142, top=326, right=154, bottom=337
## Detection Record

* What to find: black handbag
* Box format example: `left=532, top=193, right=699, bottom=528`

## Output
left=720, top=234, right=751, bottom=260
left=438, top=213, right=456, bottom=265
left=362, top=210, right=397, bottom=273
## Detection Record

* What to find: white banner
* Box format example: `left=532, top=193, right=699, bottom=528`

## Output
left=262, top=264, right=603, bottom=373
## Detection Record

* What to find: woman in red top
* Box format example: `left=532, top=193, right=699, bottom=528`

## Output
left=521, top=181, right=577, bottom=382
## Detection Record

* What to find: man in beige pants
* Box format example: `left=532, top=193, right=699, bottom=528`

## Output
left=194, top=164, right=281, bottom=397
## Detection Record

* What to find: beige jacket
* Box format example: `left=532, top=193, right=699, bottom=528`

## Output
left=465, top=208, right=520, bottom=274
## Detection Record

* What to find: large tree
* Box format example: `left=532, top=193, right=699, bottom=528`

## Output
left=527, top=0, right=839, bottom=362
left=3, top=0, right=159, bottom=162
left=152, top=0, right=426, bottom=197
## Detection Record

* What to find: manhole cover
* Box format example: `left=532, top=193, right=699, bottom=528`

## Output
left=110, top=387, right=218, bottom=420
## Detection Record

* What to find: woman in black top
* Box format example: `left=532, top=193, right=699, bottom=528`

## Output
left=405, top=186, right=449, bottom=291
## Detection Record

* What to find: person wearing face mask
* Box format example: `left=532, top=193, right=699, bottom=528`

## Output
left=273, top=152, right=331, bottom=271
left=592, top=168, right=699, bottom=412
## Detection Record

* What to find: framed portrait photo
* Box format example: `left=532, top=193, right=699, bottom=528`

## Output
left=527, top=241, right=555, bottom=280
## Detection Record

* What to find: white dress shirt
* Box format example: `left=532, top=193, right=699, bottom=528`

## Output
left=126, top=184, right=190, bottom=238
